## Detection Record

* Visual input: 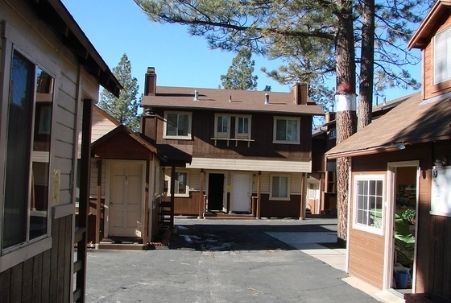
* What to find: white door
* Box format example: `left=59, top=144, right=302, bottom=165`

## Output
left=231, top=174, right=251, bottom=212
left=109, top=161, right=143, bottom=238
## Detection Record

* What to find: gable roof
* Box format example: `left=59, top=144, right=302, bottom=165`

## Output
left=326, top=93, right=451, bottom=159
left=92, top=125, right=157, bottom=154
left=30, top=0, right=121, bottom=96
left=141, top=86, right=324, bottom=115
left=408, top=0, right=451, bottom=49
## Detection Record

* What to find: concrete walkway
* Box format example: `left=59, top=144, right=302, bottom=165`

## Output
left=86, top=218, right=378, bottom=303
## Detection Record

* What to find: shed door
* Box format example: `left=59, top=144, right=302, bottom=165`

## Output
left=231, top=174, right=251, bottom=213
left=109, top=161, right=143, bottom=238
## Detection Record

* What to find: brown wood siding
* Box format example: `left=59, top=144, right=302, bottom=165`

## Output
left=348, top=228, right=385, bottom=288
left=174, top=191, right=202, bottom=216
left=0, top=215, right=73, bottom=303
left=350, top=141, right=451, bottom=299
left=146, top=109, right=312, bottom=161
left=93, top=131, right=152, bottom=160
left=423, top=16, right=451, bottom=99
left=260, top=194, right=301, bottom=218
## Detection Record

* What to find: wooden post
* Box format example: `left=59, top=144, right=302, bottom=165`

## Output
left=170, top=165, right=176, bottom=228
left=143, top=159, right=150, bottom=244
left=299, top=173, right=306, bottom=220
left=199, top=170, right=204, bottom=219
left=76, top=98, right=92, bottom=303
left=257, top=173, right=261, bottom=219
left=95, top=158, right=102, bottom=248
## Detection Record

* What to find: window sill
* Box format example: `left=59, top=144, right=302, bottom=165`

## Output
left=0, top=237, right=52, bottom=272
left=273, top=140, right=300, bottom=145
left=163, top=135, right=192, bottom=140
left=53, top=203, right=74, bottom=218
left=429, top=211, right=451, bottom=217
left=211, top=137, right=254, bottom=147
left=352, top=223, right=384, bottom=236
left=269, top=197, right=291, bottom=201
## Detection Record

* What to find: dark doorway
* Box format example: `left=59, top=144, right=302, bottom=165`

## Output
left=208, top=173, right=224, bottom=211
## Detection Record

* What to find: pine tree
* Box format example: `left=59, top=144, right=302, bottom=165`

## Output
left=221, top=48, right=258, bottom=90
left=99, top=53, right=140, bottom=131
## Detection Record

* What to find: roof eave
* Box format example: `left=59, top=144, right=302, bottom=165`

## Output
left=31, top=0, right=122, bottom=96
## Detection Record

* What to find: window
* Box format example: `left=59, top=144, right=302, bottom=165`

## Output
left=354, top=176, right=384, bottom=233
left=270, top=175, right=290, bottom=200
left=273, top=117, right=300, bottom=144
left=307, top=182, right=320, bottom=200
left=434, top=27, right=451, bottom=84
left=167, top=171, right=189, bottom=196
left=164, top=111, right=192, bottom=139
left=235, top=115, right=250, bottom=139
left=215, top=114, right=230, bottom=138
left=2, top=51, right=54, bottom=250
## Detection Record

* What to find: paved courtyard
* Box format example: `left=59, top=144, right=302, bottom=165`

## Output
left=86, top=218, right=378, bottom=303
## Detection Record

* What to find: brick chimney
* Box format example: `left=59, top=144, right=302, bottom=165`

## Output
left=292, top=82, right=308, bottom=105
left=144, top=67, right=156, bottom=96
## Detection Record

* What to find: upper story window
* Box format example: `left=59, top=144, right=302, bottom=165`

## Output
left=215, top=114, right=230, bottom=138
left=214, top=114, right=252, bottom=140
left=235, top=115, right=251, bottom=139
left=2, top=50, right=54, bottom=251
left=273, top=117, right=300, bottom=144
left=164, top=111, right=192, bottom=140
left=354, top=175, right=384, bottom=234
left=434, top=27, right=451, bottom=84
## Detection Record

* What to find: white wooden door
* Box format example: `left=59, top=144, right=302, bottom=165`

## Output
left=231, top=174, right=251, bottom=212
left=109, top=161, right=143, bottom=238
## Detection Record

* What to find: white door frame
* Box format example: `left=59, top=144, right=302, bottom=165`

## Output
left=104, top=159, right=146, bottom=239
left=384, top=160, right=420, bottom=292
left=230, top=172, right=252, bottom=212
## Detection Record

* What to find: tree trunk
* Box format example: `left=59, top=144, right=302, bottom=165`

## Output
left=358, top=0, right=375, bottom=130
left=335, top=0, right=357, bottom=245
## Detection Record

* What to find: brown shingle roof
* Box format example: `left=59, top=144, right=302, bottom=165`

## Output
left=141, top=86, right=324, bottom=115
left=326, top=93, right=451, bottom=158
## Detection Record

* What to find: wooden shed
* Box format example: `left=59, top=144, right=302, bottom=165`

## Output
left=328, top=4, right=451, bottom=288
left=0, top=0, right=121, bottom=302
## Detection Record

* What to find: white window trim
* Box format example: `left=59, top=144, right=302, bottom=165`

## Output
left=0, top=23, right=59, bottom=263
left=353, top=174, right=385, bottom=236
left=214, top=113, right=231, bottom=139
left=163, top=111, right=192, bottom=140
left=273, top=116, right=300, bottom=144
left=269, top=174, right=291, bottom=201
left=234, top=114, right=252, bottom=139
left=433, top=27, right=451, bottom=85
left=166, top=170, right=190, bottom=197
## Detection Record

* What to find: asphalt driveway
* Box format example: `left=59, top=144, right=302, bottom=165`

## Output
left=86, top=218, right=378, bottom=303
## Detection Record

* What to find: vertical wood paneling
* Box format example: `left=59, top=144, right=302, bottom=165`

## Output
left=22, top=258, right=34, bottom=303
left=41, top=250, right=51, bottom=303
left=63, top=215, right=72, bottom=302
left=0, top=268, right=11, bottom=303
left=56, top=216, right=66, bottom=303
left=10, top=263, right=23, bottom=303
left=32, top=254, right=43, bottom=303
left=49, top=217, right=59, bottom=303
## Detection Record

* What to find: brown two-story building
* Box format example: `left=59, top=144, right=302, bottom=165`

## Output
left=141, top=68, right=323, bottom=219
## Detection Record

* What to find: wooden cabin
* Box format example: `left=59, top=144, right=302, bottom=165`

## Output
left=326, top=2, right=451, bottom=300
left=0, top=0, right=121, bottom=302
left=140, top=68, right=323, bottom=219
left=89, top=106, right=160, bottom=246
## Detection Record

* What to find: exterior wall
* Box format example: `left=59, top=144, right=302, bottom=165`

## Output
left=144, top=109, right=312, bottom=162
left=0, top=1, right=100, bottom=301
left=423, top=15, right=451, bottom=99
left=349, top=141, right=451, bottom=300
left=91, top=109, right=117, bottom=143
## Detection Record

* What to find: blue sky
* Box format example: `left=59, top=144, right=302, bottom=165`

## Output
left=62, top=0, right=421, bottom=102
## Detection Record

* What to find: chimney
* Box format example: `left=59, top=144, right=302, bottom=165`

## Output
left=144, top=67, right=157, bottom=96
left=264, top=93, right=270, bottom=105
left=293, top=82, right=308, bottom=105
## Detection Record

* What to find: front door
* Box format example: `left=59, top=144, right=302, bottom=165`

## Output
left=208, top=173, right=224, bottom=211
left=109, top=161, right=143, bottom=238
left=231, top=174, right=251, bottom=213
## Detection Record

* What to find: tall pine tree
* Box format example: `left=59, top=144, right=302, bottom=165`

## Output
left=99, top=53, right=140, bottom=131
left=221, top=47, right=258, bottom=90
